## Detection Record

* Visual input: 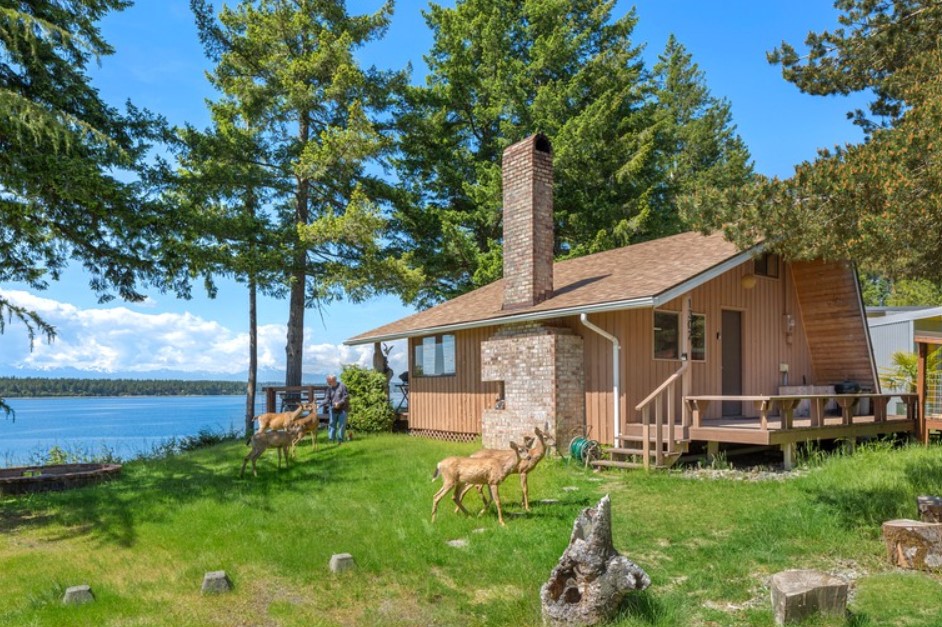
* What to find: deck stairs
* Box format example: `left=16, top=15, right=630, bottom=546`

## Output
left=591, top=362, right=691, bottom=471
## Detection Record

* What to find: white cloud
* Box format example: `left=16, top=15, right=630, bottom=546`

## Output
left=0, top=290, right=390, bottom=378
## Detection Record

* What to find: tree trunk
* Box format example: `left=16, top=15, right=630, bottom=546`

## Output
left=245, top=274, right=258, bottom=439
left=285, top=113, right=311, bottom=388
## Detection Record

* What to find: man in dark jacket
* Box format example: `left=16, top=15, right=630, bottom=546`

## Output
left=321, top=374, right=350, bottom=444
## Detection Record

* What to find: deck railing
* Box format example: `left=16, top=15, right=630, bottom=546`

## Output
left=634, top=362, right=688, bottom=469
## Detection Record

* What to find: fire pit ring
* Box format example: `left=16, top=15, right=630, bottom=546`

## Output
left=0, top=463, right=122, bottom=495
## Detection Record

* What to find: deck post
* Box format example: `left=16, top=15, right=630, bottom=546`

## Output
left=655, top=396, right=664, bottom=468
left=707, top=440, right=719, bottom=462
left=917, top=342, right=928, bottom=444
left=781, top=442, right=795, bottom=470
left=681, top=296, right=692, bottom=427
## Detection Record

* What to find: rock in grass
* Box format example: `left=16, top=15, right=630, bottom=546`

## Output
left=447, top=539, right=469, bottom=548
left=770, top=570, right=847, bottom=625
left=201, top=571, right=233, bottom=594
left=329, top=553, right=356, bottom=573
left=62, top=584, right=95, bottom=605
left=882, top=519, right=942, bottom=571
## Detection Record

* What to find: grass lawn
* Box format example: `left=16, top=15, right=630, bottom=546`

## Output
left=1, top=434, right=941, bottom=626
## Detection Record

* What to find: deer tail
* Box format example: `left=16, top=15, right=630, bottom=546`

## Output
left=431, top=464, right=441, bottom=481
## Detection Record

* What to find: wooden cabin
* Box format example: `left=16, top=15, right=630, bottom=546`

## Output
left=347, top=135, right=917, bottom=468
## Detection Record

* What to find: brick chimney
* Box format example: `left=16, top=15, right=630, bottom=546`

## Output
left=501, top=134, right=554, bottom=310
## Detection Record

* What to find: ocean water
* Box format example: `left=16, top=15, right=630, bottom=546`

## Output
left=0, top=395, right=263, bottom=468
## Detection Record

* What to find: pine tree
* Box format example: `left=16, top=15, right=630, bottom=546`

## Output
left=191, top=0, right=420, bottom=388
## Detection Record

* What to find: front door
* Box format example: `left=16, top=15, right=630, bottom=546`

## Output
left=722, top=310, right=743, bottom=416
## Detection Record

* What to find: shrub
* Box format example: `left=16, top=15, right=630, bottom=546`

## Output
left=341, top=364, right=395, bottom=433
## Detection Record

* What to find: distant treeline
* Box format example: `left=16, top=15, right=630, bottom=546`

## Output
left=0, top=377, right=248, bottom=398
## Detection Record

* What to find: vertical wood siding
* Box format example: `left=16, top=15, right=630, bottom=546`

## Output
left=791, top=260, right=876, bottom=388
left=408, top=326, right=500, bottom=434
left=572, top=259, right=816, bottom=441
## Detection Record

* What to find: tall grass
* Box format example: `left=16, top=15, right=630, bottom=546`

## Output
left=0, top=435, right=940, bottom=625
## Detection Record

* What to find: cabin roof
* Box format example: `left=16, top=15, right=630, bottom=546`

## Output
left=346, top=231, right=757, bottom=345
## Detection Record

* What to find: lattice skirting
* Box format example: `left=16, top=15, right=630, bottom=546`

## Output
left=408, top=428, right=479, bottom=443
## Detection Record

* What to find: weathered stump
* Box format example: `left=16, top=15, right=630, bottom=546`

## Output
left=62, top=584, right=95, bottom=605
left=201, top=570, right=232, bottom=594
left=770, top=570, right=847, bottom=625
left=540, top=495, right=650, bottom=626
left=882, top=519, right=942, bottom=571
left=917, top=496, right=942, bottom=523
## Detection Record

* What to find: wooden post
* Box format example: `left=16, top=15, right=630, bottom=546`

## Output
left=642, top=406, right=651, bottom=471
left=681, top=296, right=692, bottom=426
left=781, top=442, right=794, bottom=470
left=917, top=341, right=928, bottom=444
left=655, top=396, right=664, bottom=468
left=707, top=440, right=719, bottom=462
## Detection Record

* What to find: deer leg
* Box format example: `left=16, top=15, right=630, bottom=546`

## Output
left=432, top=480, right=454, bottom=522
left=454, top=483, right=478, bottom=513
left=520, top=473, right=530, bottom=512
left=240, top=456, right=249, bottom=478
left=452, top=482, right=472, bottom=516
left=489, top=484, right=505, bottom=526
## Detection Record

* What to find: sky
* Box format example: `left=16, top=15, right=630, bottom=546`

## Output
left=1, top=1, right=870, bottom=381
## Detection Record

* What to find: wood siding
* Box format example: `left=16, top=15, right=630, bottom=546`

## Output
left=791, top=260, right=876, bottom=388
left=572, top=259, right=815, bottom=443
left=408, top=326, right=500, bottom=434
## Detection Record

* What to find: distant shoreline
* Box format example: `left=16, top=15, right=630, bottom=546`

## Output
left=0, top=376, right=294, bottom=398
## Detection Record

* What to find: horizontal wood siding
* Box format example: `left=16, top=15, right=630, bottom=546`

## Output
left=574, top=259, right=816, bottom=440
left=409, top=327, right=500, bottom=434
left=791, top=260, right=876, bottom=388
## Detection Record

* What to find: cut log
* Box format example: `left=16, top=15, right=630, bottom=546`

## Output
left=882, top=519, right=942, bottom=571
left=540, top=495, right=650, bottom=626
left=917, top=495, right=942, bottom=523
left=770, top=570, right=847, bottom=625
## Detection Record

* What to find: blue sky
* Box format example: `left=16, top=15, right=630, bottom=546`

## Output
left=1, top=1, right=868, bottom=380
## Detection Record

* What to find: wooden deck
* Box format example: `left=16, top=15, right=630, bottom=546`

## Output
left=621, top=392, right=918, bottom=469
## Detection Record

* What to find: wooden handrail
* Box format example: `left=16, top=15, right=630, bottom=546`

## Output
left=635, top=362, right=689, bottom=411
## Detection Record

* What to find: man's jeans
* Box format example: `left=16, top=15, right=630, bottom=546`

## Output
left=328, top=408, right=348, bottom=443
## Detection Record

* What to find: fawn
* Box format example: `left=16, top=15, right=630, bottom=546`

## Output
left=431, top=441, right=530, bottom=526
left=241, top=425, right=303, bottom=478
left=458, top=426, right=555, bottom=512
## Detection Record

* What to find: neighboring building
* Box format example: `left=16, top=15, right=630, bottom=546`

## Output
left=348, top=135, right=914, bottom=467
left=867, top=306, right=942, bottom=389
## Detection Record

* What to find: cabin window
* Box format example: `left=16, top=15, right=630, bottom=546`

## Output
left=413, top=334, right=456, bottom=377
left=755, top=252, right=780, bottom=278
left=654, top=311, right=706, bottom=361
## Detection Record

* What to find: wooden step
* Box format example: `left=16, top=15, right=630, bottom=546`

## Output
left=590, top=459, right=646, bottom=470
left=607, top=446, right=647, bottom=456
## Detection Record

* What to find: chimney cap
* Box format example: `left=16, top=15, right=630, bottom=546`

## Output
left=533, top=133, right=552, bottom=154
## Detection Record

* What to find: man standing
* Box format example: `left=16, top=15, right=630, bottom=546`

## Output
left=321, top=374, right=350, bottom=444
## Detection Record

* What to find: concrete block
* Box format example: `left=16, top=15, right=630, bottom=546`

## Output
left=62, top=584, right=95, bottom=605
left=770, top=570, right=847, bottom=625
left=917, top=496, right=942, bottom=523
left=329, top=553, right=356, bottom=573
left=201, top=570, right=232, bottom=594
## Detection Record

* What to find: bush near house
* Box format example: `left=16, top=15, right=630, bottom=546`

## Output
left=341, top=364, right=396, bottom=432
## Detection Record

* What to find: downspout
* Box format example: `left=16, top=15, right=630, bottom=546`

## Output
left=580, top=314, right=621, bottom=443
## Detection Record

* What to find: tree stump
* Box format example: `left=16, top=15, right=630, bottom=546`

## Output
left=882, top=519, right=942, bottom=571
left=770, top=570, right=847, bottom=625
left=917, top=496, right=942, bottom=523
left=540, top=495, right=650, bottom=626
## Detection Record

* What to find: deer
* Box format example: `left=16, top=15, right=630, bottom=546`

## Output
left=457, top=426, right=555, bottom=513
left=255, top=402, right=313, bottom=434
left=431, top=441, right=530, bottom=526
left=241, top=425, right=304, bottom=478
left=290, top=413, right=320, bottom=449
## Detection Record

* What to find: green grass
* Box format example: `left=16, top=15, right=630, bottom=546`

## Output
left=1, top=435, right=941, bottom=626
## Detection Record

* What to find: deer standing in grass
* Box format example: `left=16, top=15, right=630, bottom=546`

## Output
left=255, top=403, right=313, bottom=434
left=241, top=425, right=304, bottom=478
left=431, top=441, right=530, bottom=526
left=457, top=426, right=555, bottom=513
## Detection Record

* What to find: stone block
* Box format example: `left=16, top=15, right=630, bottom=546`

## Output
left=329, top=553, right=356, bottom=573
left=62, top=584, right=95, bottom=605
left=917, top=496, right=942, bottom=523
left=201, top=570, right=232, bottom=594
left=770, top=570, right=847, bottom=625
left=882, top=519, right=942, bottom=571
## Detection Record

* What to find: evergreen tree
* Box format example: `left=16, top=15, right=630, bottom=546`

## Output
left=703, top=1, right=942, bottom=284
left=0, top=3, right=188, bottom=415
left=191, top=0, right=420, bottom=388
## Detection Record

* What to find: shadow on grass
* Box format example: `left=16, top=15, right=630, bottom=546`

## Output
left=0, top=439, right=368, bottom=548
left=612, top=590, right=663, bottom=624
left=903, top=455, right=942, bottom=496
